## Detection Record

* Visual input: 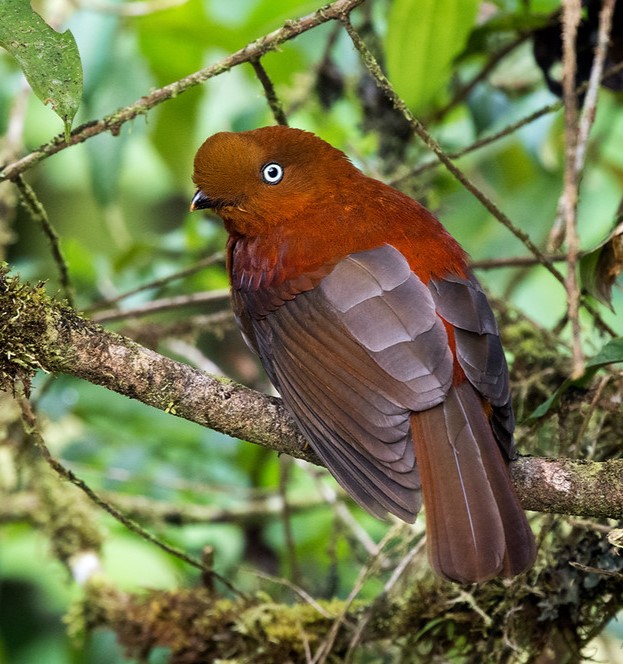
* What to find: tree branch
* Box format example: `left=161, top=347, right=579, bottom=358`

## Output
left=2, top=268, right=622, bottom=520
left=0, top=0, right=365, bottom=182
left=342, top=17, right=617, bottom=340
left=341, top=17, right=566, bottom=288
left=560, top=0, right=584, bottom=376
left=15, top=175, right=74, bottom=306
left=78, top=541, right=623, bottom=664
left=511, top=456, right=623, bottom=520
left=250, top=58, right=289, bottom=126
left=0, top=268, right=314, bottom=463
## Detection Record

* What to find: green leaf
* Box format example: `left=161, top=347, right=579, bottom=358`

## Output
left=0, top=0, right=83, bottom=138
left=525, top=338, right=623, bottom=421
left=386, top=0, right=479, bottom=114
left=585, top=337, right=623, bottom=370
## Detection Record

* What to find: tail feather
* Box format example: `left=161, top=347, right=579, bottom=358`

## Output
left=411, top=381, right=535, bottom=583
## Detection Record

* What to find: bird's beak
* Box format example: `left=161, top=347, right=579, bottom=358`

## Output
left=190, top=189, right=212, bottom=211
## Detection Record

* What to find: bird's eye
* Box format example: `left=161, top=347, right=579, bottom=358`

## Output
left=261, top=162, right=284, bottom=185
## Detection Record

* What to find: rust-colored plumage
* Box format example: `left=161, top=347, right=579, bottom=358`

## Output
left=191, top=126, right=536, bottom=583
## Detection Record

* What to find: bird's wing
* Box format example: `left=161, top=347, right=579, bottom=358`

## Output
left=235, top=244, right=454, bottom=522
left=427, top=273, right=515, bottom=456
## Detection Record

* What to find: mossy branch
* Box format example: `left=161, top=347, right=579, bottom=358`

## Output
left=0, top=266, right=315, bottom=464
left=2, top=267, right=623, bottom=521
left=73, top=532, right=623, bottom=664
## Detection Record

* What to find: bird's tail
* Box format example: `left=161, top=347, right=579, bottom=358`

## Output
left=410, top=381, right=536, bottom=583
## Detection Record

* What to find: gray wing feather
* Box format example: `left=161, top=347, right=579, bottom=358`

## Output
left=429, top=273, right=515, bottom=455
left=428, top=274, right=498, bottom=335
left=321, top=248, right=453, bottom=407
left=238, top=244, right=453, bottom=521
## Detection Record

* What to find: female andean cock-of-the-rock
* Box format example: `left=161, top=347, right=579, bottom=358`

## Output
left=191, top=125, right=536, bottom=584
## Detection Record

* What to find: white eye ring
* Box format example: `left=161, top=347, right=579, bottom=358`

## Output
left=261, top=162, right=284, bottom=185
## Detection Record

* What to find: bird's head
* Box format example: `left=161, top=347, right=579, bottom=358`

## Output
left=191, top=126, right=357, bottom=237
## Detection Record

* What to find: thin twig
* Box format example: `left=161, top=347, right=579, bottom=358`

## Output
left=14, top=175, right=74, bottom=306
left=470, top=254, right=569, bottom=270
left=390, top=100, right=562, bottom=185
left=550, top=0, right=618, bottom=251
left=18, top=396, right=245, bottom=597
left=568, top=0, right=618, bottom=356
left=391, top=59, right=623, bottom=186
left=546, top=2, right=618, bottom=351
left=556, top=0, right=616, bottom=377
left=287, top=22, right=343, bottom=116
left=560, top=0, right=584, bottom=377
left=0, top=84, right=29, bottom=258
left=86, top=251, right=225, bottom=313
left=118, top=311, right=235, bottom=349
left=250, top=59, right=289, bottom=126
left=448, top=590, right=493, bottom=626
left=432, top=31, right=532, bottom=121
left=576, top=0, right=616, bottom=173
left=301, top=461, right=378, bottom=556
left=576, top=374, right=611, bottom=460
left=0, top=487, right=318, bottom=527
left=342, top=17, right=565, bottom=286
left=166, top=338, right=225, bottom=375
left=91, top=288, right=231, bottom=322
left=254, top=570, right=335, bottom=619
left=279, top=456, right=302, bottom=584
left=313, top=524, right=402, bottom=664
left=0, top=0, right=365, bottom=182
left=345, top=534, right=426, bottom=662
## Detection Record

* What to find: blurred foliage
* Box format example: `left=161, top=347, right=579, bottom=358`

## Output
left=1, top=0, right=623, bottom=662
left=386, top=0, right=480, bottom=113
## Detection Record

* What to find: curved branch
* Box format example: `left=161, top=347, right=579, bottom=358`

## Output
left=0, top=269, right=314, bottom=463
left=0, top=0, right=364, bottom=182
left=15, top=176, right=74, bottom=306
left=342, top=17, right=617, bottom=340
left=2, top=270, right=622, bottom=520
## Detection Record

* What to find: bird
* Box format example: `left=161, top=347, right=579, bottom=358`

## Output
left=190, top=125, right=536, bottom=584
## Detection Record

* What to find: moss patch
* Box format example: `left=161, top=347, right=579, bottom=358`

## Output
left=0, top=264, right=56, bottom=390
